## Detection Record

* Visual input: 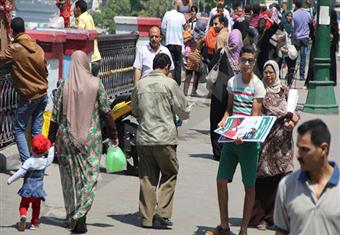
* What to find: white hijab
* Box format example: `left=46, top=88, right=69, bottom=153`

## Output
left=263, top=60, right=281, bottom=94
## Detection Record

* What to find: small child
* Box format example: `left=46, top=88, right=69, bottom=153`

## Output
left=183, top=23, right=192, bottom=65
left=7, top=135, right=55, bottom=231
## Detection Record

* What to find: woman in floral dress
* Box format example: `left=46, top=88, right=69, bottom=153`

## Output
left=48, top=50, right=118, bottom=233
left=249, top=60, right=299, bottom=231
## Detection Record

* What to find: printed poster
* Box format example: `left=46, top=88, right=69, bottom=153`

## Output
left=214, top=116, right=277, bottom=143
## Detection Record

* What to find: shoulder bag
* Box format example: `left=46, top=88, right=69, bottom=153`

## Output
left=206, top=48, right=225, bottom=92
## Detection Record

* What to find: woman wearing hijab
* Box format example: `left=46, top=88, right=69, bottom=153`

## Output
left=209, top=29, right=242, bottom=161
left=282, top=11, right=293, bottom=37
left=249, top=60, right=299, bottom=231
left=48, top=50, right=119, bottom=233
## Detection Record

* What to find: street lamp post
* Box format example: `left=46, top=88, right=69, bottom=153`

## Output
left=303, top=0, right=339, bottom=114
left=288, top=0, right=292, bottom=11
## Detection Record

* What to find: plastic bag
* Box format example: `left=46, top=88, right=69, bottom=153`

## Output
left=106, top=146, right=126, bottom=173
left=42, top=112, right=52, bottom=137
left=48, top=16, right=65, bottom=29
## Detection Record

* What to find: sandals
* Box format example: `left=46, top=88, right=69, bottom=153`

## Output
left=206, top=225, right=231, bottom=235
left=257, top=220, right=268, bottom=231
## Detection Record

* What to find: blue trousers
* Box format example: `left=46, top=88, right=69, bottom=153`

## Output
left=14, top=95, right=48, bottom=162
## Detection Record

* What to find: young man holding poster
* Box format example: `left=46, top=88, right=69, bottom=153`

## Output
left=207, top=45, right=266, bottom=235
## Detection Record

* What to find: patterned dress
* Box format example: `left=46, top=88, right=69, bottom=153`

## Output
left=52, top=80, right=111, bottom=221
left=250, top=86, right=294, bottom=226
left=257, top=86, right=294, bottom=178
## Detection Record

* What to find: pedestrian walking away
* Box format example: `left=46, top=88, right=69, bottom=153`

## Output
left=274, top=119, right=340, bottom=235
left=161, top=0, right=186, bottom=85
left=48, top=50, right=119, bottom=233
left=132, top=53, right=190, bottom=229
left=291, top=1, right=311, bottom=80
left=207, top=45, right=266, bottom=235
left=0, top=17, right=48, bottom=162
left=7, top=135, right=55, bottom=231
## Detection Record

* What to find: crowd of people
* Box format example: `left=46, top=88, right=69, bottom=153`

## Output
left=2, top=0, right=340, bottom=234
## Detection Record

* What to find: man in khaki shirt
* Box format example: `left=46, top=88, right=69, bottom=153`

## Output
left=74, top=0, right=101, bottom=76
left=132, top=53, right=190, bottom=229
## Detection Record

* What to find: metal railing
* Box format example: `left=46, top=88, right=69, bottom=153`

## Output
left=0, top=33, right=139, bottom=149
left=0, top=65, right=17, bottom=148
left=98, top=33, right=139, bottom=98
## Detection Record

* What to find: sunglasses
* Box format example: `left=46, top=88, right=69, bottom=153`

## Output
left=240, top=57, right=256, bottom=63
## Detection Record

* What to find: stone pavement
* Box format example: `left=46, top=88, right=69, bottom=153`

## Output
left=0, top=70, right=339, bottom=235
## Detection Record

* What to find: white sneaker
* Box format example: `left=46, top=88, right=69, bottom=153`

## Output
left=18, top=215, right=26, bottom=231
left=30, top=224, right=38, bottom=230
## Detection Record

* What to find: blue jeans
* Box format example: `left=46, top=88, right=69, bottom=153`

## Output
left=299, top=44, right=308, bottom=79
left=14, top=95, right=48, bottom=162
left=293, top=37, right=309, bottom=80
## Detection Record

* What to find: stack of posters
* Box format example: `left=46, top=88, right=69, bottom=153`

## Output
left=214, top=116, right=277, bottom=143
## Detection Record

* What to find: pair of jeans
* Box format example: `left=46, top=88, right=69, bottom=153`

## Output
left=293, top=38, right=309, bottom=79
left=14, top=95, right=48, bottom=162
left=166, top=44, right=183, bottom=86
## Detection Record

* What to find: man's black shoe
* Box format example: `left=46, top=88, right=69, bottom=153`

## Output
left=156, top=216, right=173, bottom=227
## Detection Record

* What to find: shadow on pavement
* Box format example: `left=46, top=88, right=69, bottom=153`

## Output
left=190, top=129, right=210, bottom=135
left=190, top=153, right=213, bottom=160
left=229, top=217, right=243, bottom=226
left=87, top=222, right=114, bottom=228
left=193, top=225, right=237, bottom=235
left=0, top=224, right=17, bottom=230
left=107, top=212, right=140, bottom=228
left=40, top=216, right=66, bottom=228
left=107, top=212, right=175, bottom=230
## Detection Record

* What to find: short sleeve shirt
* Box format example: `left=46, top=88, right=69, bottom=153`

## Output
left=274, top=162, right=340, bottom=235
left=161, top=9, right=186, bottom=46
left=227, top=73, right=266, bottom=116
left=133, top=44, right=174, bottom=79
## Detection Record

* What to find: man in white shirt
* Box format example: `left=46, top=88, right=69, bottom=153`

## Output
left=206, top=0, right=232, bottom=32
left=133, top=27, right=174, bottom=85
left=161, top=1, right=186, bottom=85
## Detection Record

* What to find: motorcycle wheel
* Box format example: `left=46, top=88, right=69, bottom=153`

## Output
left=117, top=120, right=139, bottom=176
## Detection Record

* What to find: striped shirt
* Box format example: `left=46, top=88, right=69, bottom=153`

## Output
left=227, top=74, right=266, bottom=116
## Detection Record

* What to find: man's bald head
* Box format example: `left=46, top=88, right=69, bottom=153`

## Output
left=149, top=26, right=161, bottom=35
left=149, top=26, right=161, bottom=50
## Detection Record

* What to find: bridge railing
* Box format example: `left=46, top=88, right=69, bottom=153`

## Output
left=0, top=65, right=17, bottom=149
left=97, top=33, right=139, bottom=98
left=0, top=33, right=138, bottom=149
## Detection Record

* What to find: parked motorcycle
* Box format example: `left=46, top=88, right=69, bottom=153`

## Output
left=103, top=93, right=138, bottom=176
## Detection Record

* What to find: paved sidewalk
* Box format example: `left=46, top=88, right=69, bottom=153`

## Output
left=1, top=69, right=339, bottom=235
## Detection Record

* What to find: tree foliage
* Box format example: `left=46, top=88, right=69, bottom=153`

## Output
left=92, top=0, right=237, bottom=33
left=138, top=0, right=171, bottom=18
left=92, top=0, right=131, bottom=33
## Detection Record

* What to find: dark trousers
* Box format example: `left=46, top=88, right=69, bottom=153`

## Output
left=210, top=94, right=228, bottom=161
left=167, top=45, right=183, bottom=86
left=277, top=56, right=296, bottom=87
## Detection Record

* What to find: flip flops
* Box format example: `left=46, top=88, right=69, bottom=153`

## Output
left=206, top=225, right=231, bottom=235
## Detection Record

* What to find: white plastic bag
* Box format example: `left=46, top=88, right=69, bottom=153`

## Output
left=48, top=16, right=65, bottom=29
